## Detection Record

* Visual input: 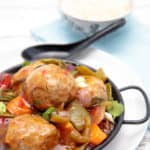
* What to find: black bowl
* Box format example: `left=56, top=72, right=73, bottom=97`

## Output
left=2, top=59, right=150, bottom=149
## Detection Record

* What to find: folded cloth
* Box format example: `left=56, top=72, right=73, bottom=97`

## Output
left=31, top=17, right=86, bottom=43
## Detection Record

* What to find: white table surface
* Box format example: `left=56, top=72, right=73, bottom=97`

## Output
left=0, top=0, right=150, bottom=149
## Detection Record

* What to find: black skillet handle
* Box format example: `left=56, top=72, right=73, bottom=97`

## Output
left=120, top=86, right=150, bottom=124
left=22, top=19, right=125, bottom=61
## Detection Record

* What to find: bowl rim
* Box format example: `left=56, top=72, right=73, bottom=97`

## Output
left=60, top=0, right=133, bottom=23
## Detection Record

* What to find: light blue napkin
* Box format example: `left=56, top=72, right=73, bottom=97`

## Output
left=31, top=15, right=150, bottom=91
left=31, top=18, right=86, bottom=43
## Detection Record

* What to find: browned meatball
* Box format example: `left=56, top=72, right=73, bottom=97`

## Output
left=5, top=114, right=59, bottom=150
left=12, top=61, right=44, bottom=94
left=12, top=61, right=43, bottom=84
left=24, top=64, right=76, bottom=110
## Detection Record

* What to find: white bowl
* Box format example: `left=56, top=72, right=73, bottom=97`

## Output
left=60, top=0, right=132, bottom=35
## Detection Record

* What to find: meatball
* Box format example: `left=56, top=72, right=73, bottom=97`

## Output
left=12, top=61, right=43, bottom=84
left=75, top=76, right=107, bottom=107
left=24, top=64, right=76, bottom=110
left=5, top=114, right=59, bottom=150
left=12, top=61, right=44, bottom=94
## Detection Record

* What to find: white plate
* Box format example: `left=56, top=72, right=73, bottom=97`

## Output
left=0, top=44, right=149, bottom=150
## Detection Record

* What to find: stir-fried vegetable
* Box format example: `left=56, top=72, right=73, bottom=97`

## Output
left=70, top=129, right=89, bottom=144
left=0, top=89, right=16, bottom=101
left=7, top=96, right=32, bottom=116
left=90, top=106, right=105, bottom=125
left=106, top=101, right=124, bottom=119
left=105, top=82, right=124, bottom=119
left=0, top=113, right=14, bottom=118
left=76, top=66, right=96, bottom=77
left=66, top=64, right=75, bottom=71
left=65, top=64, right=78, bottom=76
left=105, top=83, right=113, bottom=100
left=59, top=121, right=74, bottom=132
left=90, top=124, right=107, bottom=145
left=40, top=59, right=66, bottom=68
left=96, top=68, right=107, bottom=82
left=71, top=70, right=78, bottom=76
left=76, top=66, right=107, bottom=82
left=104, top=112, right=114, bottom=123
left=22, top=61, right=31, bottom=67
left=50, top=114, right=69, bottom=124
left=0, top=74, right=11, bottom=89
left=90, top=97, right=112, bottom=107
left=68, top=101, right=91, bottom=131
left=0, top=117, right=5, bottom=124
left=0, top=102, right=6, bottom=114
left=42, top=107, right=55, bottom=121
